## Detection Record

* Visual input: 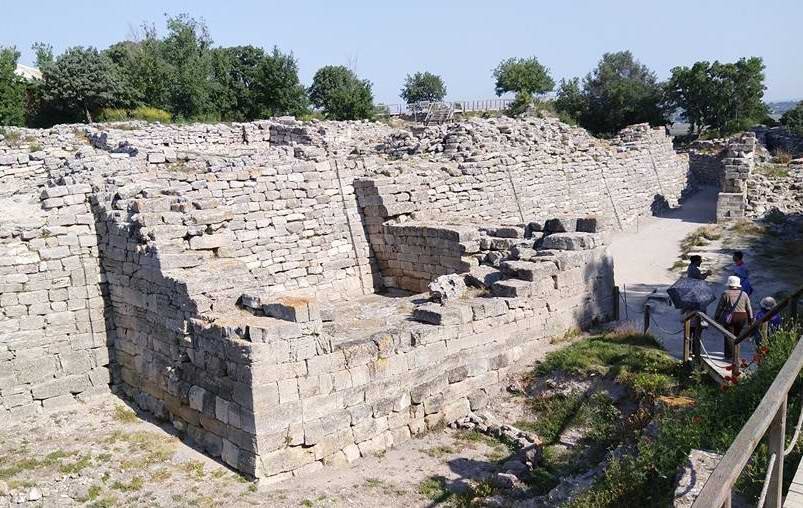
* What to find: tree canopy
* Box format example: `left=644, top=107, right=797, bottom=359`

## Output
left=400, top=71, right=447, bottom=104
left=308, top=65, right=374, bottom=120
left=38, top=46, right=132, bottom=123
left=493, top=57, right=554, bottom=115
left=0, top=46, right=26, bottom=126
left=665, top=57, right=767, bottom=135
left=556, top=51, right=666, bottom=135
left=781, top=101, right=803, bottom=137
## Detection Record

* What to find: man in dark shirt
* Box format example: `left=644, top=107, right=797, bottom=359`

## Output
left=687, top=255, right=711, bottom=280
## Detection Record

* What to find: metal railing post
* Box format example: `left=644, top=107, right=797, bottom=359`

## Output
left=767, top=396, right=787, bottom=508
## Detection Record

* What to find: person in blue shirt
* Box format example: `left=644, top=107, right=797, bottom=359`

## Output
left=754, top=296, right=782, bottom=346
left=731, top=251, right=753, bottom=296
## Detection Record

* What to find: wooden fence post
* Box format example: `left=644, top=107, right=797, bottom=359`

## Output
left=613, top=286, right=620, bottom=321
left=683, top=318, right=691, bottom=363
left=643, top=304, right=651, bottom=335
left=767, top=395, right=787, bottom=508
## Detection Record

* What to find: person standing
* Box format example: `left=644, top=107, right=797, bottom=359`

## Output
left=687, top=255, right=711, bottom=280
left=731, top=251, right=753, bottom=296
left=715, top=276, right=754, bottom=359
left=754, top=296, right=782, bottom=346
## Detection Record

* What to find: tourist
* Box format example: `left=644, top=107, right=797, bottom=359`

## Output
left=731, top=251, right=753, bottom=296
left=686, top=255, right=711, bottom=280
left=714, top=276, right=753, bottom=359
left=754, top=296, right=782, bottom=346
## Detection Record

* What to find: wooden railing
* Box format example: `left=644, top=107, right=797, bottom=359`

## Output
left=681, top=286, right=803, bottom=379
left=691, top=334, right=803, bottom=508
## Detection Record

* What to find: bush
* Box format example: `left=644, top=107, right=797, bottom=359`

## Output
left=97, top=106, right=172, bottom=123
left=130, top=106, right=171, bottom=123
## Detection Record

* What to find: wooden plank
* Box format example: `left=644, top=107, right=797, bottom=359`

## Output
left=768, top=400, right=787, bottom=507
left=693, top=311, right=736, bottom=342
left=693, top=336, right=803, bottom=507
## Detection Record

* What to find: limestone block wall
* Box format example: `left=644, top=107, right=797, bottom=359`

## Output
left=242, top=247, right=614, bottom=481
left=0, top=177, right=110, bottom=420
left=717, top=133, right=756, bottom=222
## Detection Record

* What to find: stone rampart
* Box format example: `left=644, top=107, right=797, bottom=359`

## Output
left=0, top=115, right=689, bottom=480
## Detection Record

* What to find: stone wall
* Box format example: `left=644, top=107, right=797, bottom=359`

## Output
left=716, top=133, right=756, bottom=222
left=752, top=126, right=803, bottom=157
left=0, top=115, right=688, bottom=479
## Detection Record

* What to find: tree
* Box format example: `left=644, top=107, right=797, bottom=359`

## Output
left=308, top=65, right=374, bottom=120
left=161, top=14, right=215, bottom=120
left=781, top=101, right=803, bottom=137
left=0, top=46, right=26, bottom=126
left=554, top=78, right=587, bottom=125
left=666, top=57, right=767, bottom=135
left=579, top=51, right=666, bottom=135
left=400, top=71, right=446, bottom=104
left=252, top=47, right=309, bottom=119
left=493, top=57, right=554, bottom=114
left=39, top=46, right=131, bottom=123
left=104, top=26, right=172, bottom=111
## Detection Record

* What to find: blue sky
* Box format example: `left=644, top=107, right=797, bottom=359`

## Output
left=2, top=0, right=801, bottom=104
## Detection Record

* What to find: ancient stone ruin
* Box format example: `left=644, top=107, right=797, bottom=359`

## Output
left=0, top=116, right=690, bottom=481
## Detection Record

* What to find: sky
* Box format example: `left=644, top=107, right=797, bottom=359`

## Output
left=2, top=0, right=801, bottom=104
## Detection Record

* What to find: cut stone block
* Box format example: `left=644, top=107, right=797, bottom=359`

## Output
left=428, top=274, right=467, bottom=305
left=541, top=232, right=601, bottom=251
left=500, top=260, right=558, bottom=281
left=464, top=265, right=504, bottom=289
left=413, top=303, right=472, bottom=325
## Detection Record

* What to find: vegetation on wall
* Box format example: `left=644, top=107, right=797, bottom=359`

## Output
left=781, top=101, right=803, bottom=137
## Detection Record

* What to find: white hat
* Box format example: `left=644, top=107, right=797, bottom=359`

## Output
left=727, top=275, right=741, bottom=288
left=761, top=297, right=777, bottom=310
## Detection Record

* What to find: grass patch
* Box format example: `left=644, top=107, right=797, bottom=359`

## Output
left=755, top=163, right=790, bottom=178
left=418, top=475, right=451, bottom=503
left=59, top=454, right=92, bottom=474
left=424, top=445, right=454, bottom=459
left=184, top=460, right=206, bottom=479
left=679, top=225, right=721, bottom=258
left=111, top=476, right=144, bottom=492
left=569, top=326, right=803, bottom=506
left=728, top=220, right=766, bottom=237
left=453, top=429, right=510, bottom=461
left=112, top=404, right=138, bottom=423
left=535, top=332, right=674, bottom=382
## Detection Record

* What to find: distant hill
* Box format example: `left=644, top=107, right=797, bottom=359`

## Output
left=767, top=100, right=801, bottom=116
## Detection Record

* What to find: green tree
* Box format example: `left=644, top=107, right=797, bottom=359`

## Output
left=0, top=46, right=26, bottom=126
left=251, top=47, right=309, bottom=119
left=104, top=26, right=172, bottom=111
left=666, top=57, right=767, bottom=135
left=39, top=46, right=131, bottom=123
left=400, top=71, right=447, bottom=104
left=579, top=51, right=666, bottom=135
left=161, top=14, right=215, bottom=120
left=554, top=77, right=587, bottom=125
left=781, top=101, right=803, bottom=137
left=493, top=57, right=554, bottom=115
left=308, top=65, right=374, bottom=120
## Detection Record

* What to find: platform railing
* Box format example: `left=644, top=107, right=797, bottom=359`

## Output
left=691, top=333, right=803, bottom=508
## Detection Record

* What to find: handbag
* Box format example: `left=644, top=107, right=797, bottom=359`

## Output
left=723, top=292, right=744, bottom=325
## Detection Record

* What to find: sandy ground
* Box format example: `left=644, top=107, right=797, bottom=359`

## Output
left=609, top=186, right=792, bottom=362
left=4, top=186, right=788, bottom=507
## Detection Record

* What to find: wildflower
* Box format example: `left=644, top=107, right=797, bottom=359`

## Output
left=692, top=415, right=702, bottom=424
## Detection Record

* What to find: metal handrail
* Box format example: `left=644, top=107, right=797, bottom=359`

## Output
left=692, top=334, right=803, bottom=508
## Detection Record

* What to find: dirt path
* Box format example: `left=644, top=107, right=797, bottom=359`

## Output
left=608, top=186, right=788, bottom=362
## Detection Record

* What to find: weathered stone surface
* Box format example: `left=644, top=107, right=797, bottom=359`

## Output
left=428, top=274, right=467, bottom=305
left=541, top=232, right=602, bottom=251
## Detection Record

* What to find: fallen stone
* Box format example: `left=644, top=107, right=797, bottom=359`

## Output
left=428, top=274, right=467, bottom=305
left=464, top=265, right=504, bottom=289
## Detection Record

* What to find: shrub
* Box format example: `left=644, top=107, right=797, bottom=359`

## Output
left=96, top=108, right=129, bottom=122
left=97, top=106, right=172, bottom=123
left=130, top=106, right=171, bottom=123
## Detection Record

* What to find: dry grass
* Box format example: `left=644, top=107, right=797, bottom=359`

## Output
left=679, top=225, right=722, bottom=258
left=755, top=163, right=790, bottom=179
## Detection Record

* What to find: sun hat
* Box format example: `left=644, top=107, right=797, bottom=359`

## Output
left=761, top=296, right=776, bottom=310
left=727, top=275, right=741, bottom=288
